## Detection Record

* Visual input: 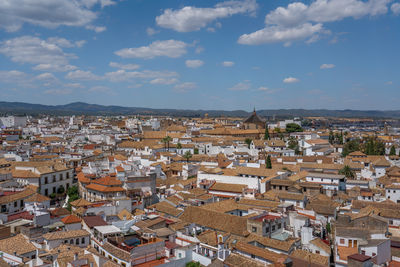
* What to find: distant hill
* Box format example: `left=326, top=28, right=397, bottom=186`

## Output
left=0, top=101, right=400, bottom=118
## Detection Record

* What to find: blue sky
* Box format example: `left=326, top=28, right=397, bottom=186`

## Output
left=0, top=0, right=399, bottom=111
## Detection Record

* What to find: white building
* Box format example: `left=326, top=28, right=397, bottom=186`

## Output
left=0, top=116, right=27, bottom=128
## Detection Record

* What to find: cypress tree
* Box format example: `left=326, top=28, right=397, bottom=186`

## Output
left=264, top=127, right=270, bottom=140
left=266, top=155, right=272, bottom=169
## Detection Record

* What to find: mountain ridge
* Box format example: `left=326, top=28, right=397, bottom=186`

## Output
left=1, top=101, right=400, bottom=118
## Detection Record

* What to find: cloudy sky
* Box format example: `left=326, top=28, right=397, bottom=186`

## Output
left=0, top=0, right=399, bottom=110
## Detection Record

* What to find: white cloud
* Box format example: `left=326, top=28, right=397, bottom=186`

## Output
left=385, top=81, right=393, bottom=85
left=65, top=83, right=84, bottom=88
left=88, top=85, right=112, bottom=93
left=33, top=64, right=77, bottom=72
left=149, top=78, right=179, bottom=85
left=229, top=81, right=251, bottom=91
left=115, top=40, right=188, bottom=59
left=75, top=40, right=87, bottom=47
left=109, top=62, right=140, bottom=70
left=0, top=0, right=107, bottom=32
left=80, top=0, right=116, bottom=8
left=156, top=0, right=257, bottom=32
left=258, top=86, right=269, bottom=91
left=65, top=70, right=101, bottom=80
left=195, top=46, right=204, bottom=54
left=36, top=72, right=58, bottom=81
left=85, top=25, right=107, bottom=32
left=146, top=27, right=159, bottom=36
left=283, top=77, right=300, bottom=83
left=174, top=82, right=197, bottom=93
left=320, top=63, right=335, bottom=69
left=47, top=37, right=74, bottom=48
left=222, top=61, right=235, bottom=67
left=105, top=69, right=178, bottom=82
left=0, top=70, right=28, bottom=83
left=392, top=3, right=400, bottom=14
left=44, top=89, right=72, bottom=95
left=0, top=36, right=79, bottom=72
left=238, top=0, right=391, bottom=45
left=239, top=23, right=324, bottom=45
left=0, top=36, right=73, bottom=65
left=185, top=59, right=204, bottom=68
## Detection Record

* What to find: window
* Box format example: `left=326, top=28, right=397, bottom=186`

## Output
left=52, top=175, right=56, bottom=182
left=121, top=263, right=126, bottom=267
left=251, top=254, right=255, bottom=259
left=45, top=189, right=48, bottom=196
left=278, top=223, right=282, bottom=229
left=82, top=237, right=85, bottom=243
left=266, top=227, right=270, bottom=232
left=70, top=239, right=73, bottom=244
left=59, top=173, right=63, bottom=180
left=53, top=187, right=56, bottom=194
left=14, top=201, right=17, bottom=207
left=388, top=190, right=391, bottom=193
left=20, top=200, right=23, bottom=207
left=315, top=250, right=320, bottom=254
left=340, top=239, right=345, bottom=244
left=361, top=250, right=365, bottom=255
left=45, top=177, right=48, bottom=184
left=372, top=253, right=376, bottom=256
left=252, top=226, right=257, bottom=232
left=76, top=239, right=79, bottom=245
left=272, top=225, right=276, bottom=231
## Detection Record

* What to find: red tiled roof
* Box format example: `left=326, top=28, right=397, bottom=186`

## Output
left=61, top=214, right=82, bottom=224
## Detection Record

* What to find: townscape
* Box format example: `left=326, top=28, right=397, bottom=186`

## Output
left=0, top=112, right=400, bottom=267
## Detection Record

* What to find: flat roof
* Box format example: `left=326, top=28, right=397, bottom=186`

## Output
left=94, top=225, right=122, bottom=235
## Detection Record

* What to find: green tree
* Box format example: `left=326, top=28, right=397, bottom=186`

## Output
left=245, top=138, right=252, bottom=149
left=186, top=262, right=201, bottom=267
left=287, top=137, right=298, bottom=150
left=176, top=142, right=182, bottom=149
left=264, top=128, right=270, bottom=140
left=57, top=185, right=65, bottom=194
left=285, top=123, right=303, bottom=133
left=363, top=138, right=385, bottom=155
left=390, top=145, right=396, bottom=156
left=339, top=165, right=355, bottom=179
left=266, top=155, right=272, bottom=169
left=326, top=222, right=331, bottom=234
left=161, top=136, right=172, bottom=151
left=329, top=131, right=334, bottom=144
left=342, top=139, right=360, bottom=157
left=194, top=148, right=199, bottom=154
left=183, top=151, right=192, bottom=163
left=67, top=185, right=79, bottom=202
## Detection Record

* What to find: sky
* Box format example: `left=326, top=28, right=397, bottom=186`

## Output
left=0, top=0, right=400, bottom=111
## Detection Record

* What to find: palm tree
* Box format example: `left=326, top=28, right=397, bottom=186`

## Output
left=161, top=137, right=167, bottom=151
left=161, top=136, right=172, bottom=152
left=339, top=165, right=355, bottom=179
left=245, top=138, right=252, bottom=149
left=183, top=151, right=192, bottom=163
